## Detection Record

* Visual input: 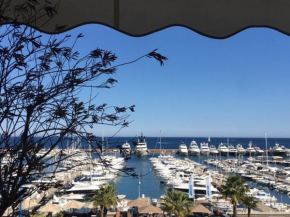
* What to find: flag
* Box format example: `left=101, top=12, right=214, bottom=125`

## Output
left=189, top=174, right=194, bottom=199
left=206, top=176, right=211, bottom=199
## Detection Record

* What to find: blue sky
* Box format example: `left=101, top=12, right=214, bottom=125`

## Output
left=55, top=25, right=290, bottom=138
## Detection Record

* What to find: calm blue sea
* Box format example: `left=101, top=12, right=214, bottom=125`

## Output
left=11, top=136, right=290, bottom=150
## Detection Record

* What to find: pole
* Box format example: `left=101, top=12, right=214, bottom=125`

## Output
left=138, top=176, right=141, bottom=198
left=265, top=133, right=269, bottom=167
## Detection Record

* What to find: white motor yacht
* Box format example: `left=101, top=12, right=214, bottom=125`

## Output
left=247, top=189, right=277, bottom=202
left=200, top=142, right=210, bottom=156
left=209, top=145, right=218, bottom=155
left=246, top=141, right=256, bottom=156
left=121, top=141, right=131, bottom=155
left=271, top=142, right=287, bottom=156
left=228, top=145, right=237, bottom=155
left=178, top=141, right=188, bottom=156
left=217, top=143, right=229, bottom=155
left=236, top=144, right=246, bottom=155
left=172, top=177, right=219, bottom=197
left=254, top=146, right=264, bottom=155
left=135, top=133, right=148, bottom=157
left=65, top=182, right=101, bottom=194
left=188, top=140, right=200, bottom=156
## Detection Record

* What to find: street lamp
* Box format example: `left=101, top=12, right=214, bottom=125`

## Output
left=138, top=176, right=141, bottom=199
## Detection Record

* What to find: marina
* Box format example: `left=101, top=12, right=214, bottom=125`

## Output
left=7, top=136, right=290, bottom=216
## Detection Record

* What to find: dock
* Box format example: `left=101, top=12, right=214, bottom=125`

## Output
left=85, top=148, right=179, bottom=154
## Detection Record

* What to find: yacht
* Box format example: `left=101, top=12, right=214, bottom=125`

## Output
left=236, top=144, right=246, bottom=155
left=135, top=133, right=148, bottom=157
left=247, top=188, right=277, bottom=202
left=217, top=143, right=229, bottom=155
left=271, top=142, right=287, bottom=156
left=188, top=140, right=200, bottom=156
left=121, top=141, right=131, bottom=156
left=65, top=182, right=101, bottom=194
left=228, top=144, right=237, bottom=155
left=200, top=142, right=210, bottom=156
left=172, top=176, right=219, bottom=197
left=209, top=145, right=218, bottom=155
left=254, top=146, right=264, bottom=155
left=246, top=141, right=256, bottom=156
left=178, top=141, right=188, bottom=156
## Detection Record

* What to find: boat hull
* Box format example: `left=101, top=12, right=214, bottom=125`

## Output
left=136, top=150, right=148, bottom=157
left=200, top=151, right=210, bottom=156
left=218, top=151, right=229, bottom=156
left=271, top=151, right=286, bottom=156
left=188, top=151, right=200, bottom=156
left=179, top=151, right=188, bottom=156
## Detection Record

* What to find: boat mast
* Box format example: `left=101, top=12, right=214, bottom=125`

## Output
left=265, top=133, right=269, bottom=167
left=160, top=130, right=162, bottom=155
left=227, top=138, right=229, bottom=159
left=88, top=132, right=92, bottom=184
left=101, top=130, right=105, bottom=172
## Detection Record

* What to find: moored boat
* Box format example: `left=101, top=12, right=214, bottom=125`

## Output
left=200, top=142, right=210, bottom=156
left=254, top=146, right=264, bottom=155
left=188, top=140, right=200, bottom=156
left=271, top=142, right=287, bottom=156
left=178, top=141, right=188, bottom=156
left=217, top=143, right=229, bottom=155
left=246, top=141, right=256, bottom=156
left=236, top=144, right=246, bottom=155
left=209, top=145, right=218, bottom=155
left=135, top=133, right=148, bottom=157
left=228, top=144, right=237, bottom=156
left=121, top=141, right=131, bottom=156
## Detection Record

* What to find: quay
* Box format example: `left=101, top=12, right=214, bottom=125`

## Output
left=85, top=148, right=179, bottom=154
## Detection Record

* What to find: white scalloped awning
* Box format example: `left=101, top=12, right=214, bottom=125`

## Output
left=2, top=0, right=290, bottom=38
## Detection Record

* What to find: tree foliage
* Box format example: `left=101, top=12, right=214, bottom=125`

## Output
left=0, top=0, right=167, bottom=216
left=160, top=189, right=192, bottom=217
left=241, top=195, right=258, bottom=217
left=221, top=175, right=249, bottom=217
left=92, top=185, right=119, bottom=217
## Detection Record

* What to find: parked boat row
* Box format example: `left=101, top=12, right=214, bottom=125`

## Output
left=150, top=155, right=219, bottom=199
left=177, top=140, right=290, bottom=156
left=119, top=133, right=290, bottom=158
left=204, top=157, right=290, bottom=196
left=21, top=146, right=128, bottom=202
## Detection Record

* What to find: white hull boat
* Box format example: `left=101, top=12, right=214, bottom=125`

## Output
left=218, top=143, right=229, bottom=155
left=135, top=133, right=148, bottom=157
left=209, top=145, right=218, bottom=155
left=200, top=142, right=210, bottom=156
left=121, top=141, right=131, bottom=155
left=188, top=140, right=200, bottom=156
left=178, top=142, right=188, bottom=156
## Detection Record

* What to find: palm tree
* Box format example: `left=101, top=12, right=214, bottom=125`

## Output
left=92, top=185, right=119, bottom=217
left=160, top=189, right=193, bottom=217
left=221, top=175, right=248, bottom=217
left=242, top=195, right=258, bottom=217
